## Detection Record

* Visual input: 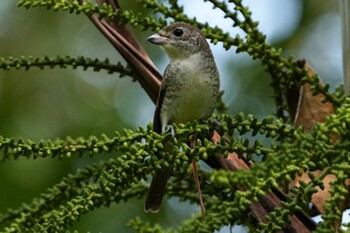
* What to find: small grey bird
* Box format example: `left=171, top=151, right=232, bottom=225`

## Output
left=145, top=22, right=220, bottom=212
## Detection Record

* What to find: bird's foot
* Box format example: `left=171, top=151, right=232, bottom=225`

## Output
left=208, top=118, right=220, bottom=128
left=163, top=125, right=175, bottom=138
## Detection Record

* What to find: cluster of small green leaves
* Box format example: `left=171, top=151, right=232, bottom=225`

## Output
left=1, top=95, right=350, bottom=232
left=17, top=0, right=166, bottom=29
left=0, top=112, right=279, bottom=232
left=17, top=0, right=339, bottom=119
left=0, top=113, right=286, bottom=163
left=254, top=97, right=350, bottom=232
left=0, top=112, right=292, bottom=232
left=0, top=56, right=132, bottom=76
left=141, top=0, right=340, bottom=116
left=128, top=97, right=350, bottom=233
left=0, top=153, right=150, bottom=232
left=18, top=0, right=122, bottom=21
left=127, top=99, right=350, bottom=232
left=5, top=0, right=350, bottom=232
left=314, top=166, right=349, bottom=233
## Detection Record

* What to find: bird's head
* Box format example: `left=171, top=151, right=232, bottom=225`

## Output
left=147, top=22, right=209, bottom=61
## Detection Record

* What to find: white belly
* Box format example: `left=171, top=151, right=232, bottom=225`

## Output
left=168, top=80, right=213, bottom=123
left=159, top=52, right=219, bottom=128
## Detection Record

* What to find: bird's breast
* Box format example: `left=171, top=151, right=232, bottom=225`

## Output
left=160, top=53, right=219, bottom=126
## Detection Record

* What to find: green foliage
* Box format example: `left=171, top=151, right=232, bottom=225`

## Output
left=0, top=0, right=348, bottom=232
left=17, top=0, right=339, bottom=114
left=0, top=55, right=132, bottom=76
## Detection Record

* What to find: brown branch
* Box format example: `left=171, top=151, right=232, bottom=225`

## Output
left=80, top=0, right=162, bottom=103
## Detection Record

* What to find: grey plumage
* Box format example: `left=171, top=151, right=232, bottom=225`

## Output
left=145, top=22, right=220, bottom=212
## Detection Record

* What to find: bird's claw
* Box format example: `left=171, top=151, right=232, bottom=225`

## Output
left=163, top=125, right=175, bottom=138
left=208, top=118, right=220, bottom=128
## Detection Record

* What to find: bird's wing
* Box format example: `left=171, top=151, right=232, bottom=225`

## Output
left=153, top=67, right=169, bottom=134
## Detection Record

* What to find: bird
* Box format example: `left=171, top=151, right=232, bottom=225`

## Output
left=145, top=22, right=220, bottom=213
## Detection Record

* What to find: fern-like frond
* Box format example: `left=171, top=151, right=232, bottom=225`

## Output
left=0, top=56, right=133, bottom=77
left=0, top=97, right=350, bottom=231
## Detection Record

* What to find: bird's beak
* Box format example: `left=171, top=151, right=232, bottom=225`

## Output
left=147, top=33, right=168, bottom=45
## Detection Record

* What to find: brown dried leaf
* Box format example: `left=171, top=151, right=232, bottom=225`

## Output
left=294, top=172, right=335, bottom=214
left=291, top=63, right=340, bottom=216
left=292, top=65, right=334, bottom=132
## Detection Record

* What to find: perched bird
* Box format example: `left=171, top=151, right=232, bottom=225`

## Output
left=145, top=22, right=220, bottom=212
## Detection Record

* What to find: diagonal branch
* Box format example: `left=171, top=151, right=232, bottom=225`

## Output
left=80, top=0, right=162, bottom=103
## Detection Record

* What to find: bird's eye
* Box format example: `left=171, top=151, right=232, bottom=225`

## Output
left=173, top=28, right=184, bottom=37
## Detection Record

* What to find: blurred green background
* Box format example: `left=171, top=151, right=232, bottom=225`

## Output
left=0, top=0, right=342, bottom=232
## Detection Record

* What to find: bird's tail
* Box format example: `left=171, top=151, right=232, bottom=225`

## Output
left=145, top=168, right=173, bottom=212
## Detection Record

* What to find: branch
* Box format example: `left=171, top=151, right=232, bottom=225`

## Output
left=0, top=56, right=133, bottom=76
